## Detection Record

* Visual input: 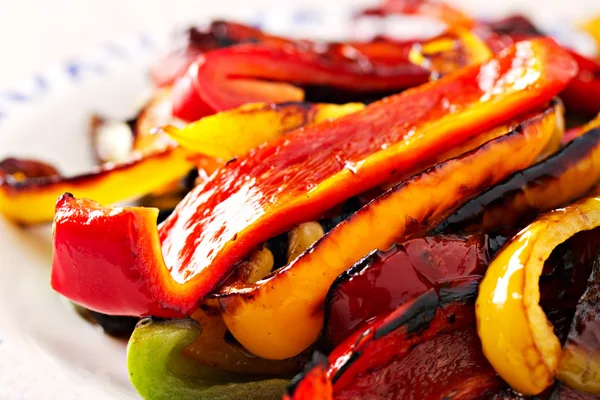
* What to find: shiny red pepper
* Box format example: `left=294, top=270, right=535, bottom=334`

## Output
left=561, top=51, right=600, bottom=116
left=174, top=40, right=428, bottom=121
left=286, top=278, right=505, bottom=400
left=51, top=38, right=577, bottom=317
left=324, top=234, right=491, bottom=347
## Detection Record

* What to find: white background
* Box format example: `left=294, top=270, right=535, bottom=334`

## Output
left=0, top=0, right=599, bottom=399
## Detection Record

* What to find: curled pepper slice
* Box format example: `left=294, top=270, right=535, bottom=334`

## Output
left=0, top=146, right=192, bottom=225
left=477, top=192, right=600, bottom=395
left=127, top=318, right=288, bottom=400
left=219, top=103, right=560, bottom=360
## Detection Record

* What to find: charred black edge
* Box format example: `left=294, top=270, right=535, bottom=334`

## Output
left=328, top=278, right=482, bottom=386
left=328, top=290, right=439, bottom=385
left=436, top=276, right=481, bottom=307
left=373, top=289, right=439, bottom=340
left=322, top=248, right=382, bottom=330
left=285, top=351, right=330, bottom=397
left=434, top=127, right=600, bottom=233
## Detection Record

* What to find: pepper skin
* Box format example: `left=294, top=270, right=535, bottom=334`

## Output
left=325, top=234, right=491, bottom=347
left=151, top=21, right=290, bottom=88
left=0, top=146, right=192, bottom=225
left=181, top=41, right=427, bottom=119
left=219, top=103, right=560, bottom=360
left=477, top=193, right=600, bottom=395
left=436, top=125, right=600, bottom=235
left=127, top=318, right=288, bottom=400
left=166, top=102, right=365, bottom=160
left=561, top=52, right=600, bottom=117
left=50, top=39, right=575, bottom=321
left=286, top=278, right=505, bottom=400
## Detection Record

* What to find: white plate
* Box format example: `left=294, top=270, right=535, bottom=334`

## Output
left=0, top=3, right=596, bottom=399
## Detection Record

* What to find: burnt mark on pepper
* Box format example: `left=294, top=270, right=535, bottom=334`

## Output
left=436, top=127, right=600, bottom=234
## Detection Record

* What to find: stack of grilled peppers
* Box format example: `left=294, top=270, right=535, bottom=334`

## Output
left=3, top=0, right=600, bottom=398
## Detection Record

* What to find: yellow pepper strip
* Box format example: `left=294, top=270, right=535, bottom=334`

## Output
left=164, top=102, right=365, bottom=160
left=580, top=17, right=600, bottom=57
left=477, top=191, right=600, bottom=395
left=0, top=146, right=192, bottom=225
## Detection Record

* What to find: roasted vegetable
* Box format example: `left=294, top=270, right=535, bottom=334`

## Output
left=0, top=146, right=192, bottom=225
left=477, top=192, right=600, bottom=395
left=175, top=40, right=427, bottom=120
left=50, top=39, right=575, bottom=324
left=166, top=102, right=364, bottom=160
left=151, top=21, right=295, bottom=88
left=127, top=318, right=288, bottom=400
left=436, top=124, right=600, bottom=234
left=219, top=102, right=561, bottom=360
left=287, top=278, right=505, bottom=400
left=324, top=233, right=491, bottom=347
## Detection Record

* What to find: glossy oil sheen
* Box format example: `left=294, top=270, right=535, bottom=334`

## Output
left=159, top=39, right=576, bottom=300
left=325, top=234, right=489, bottom=346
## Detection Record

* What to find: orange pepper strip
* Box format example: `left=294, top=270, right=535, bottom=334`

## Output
left=477, top=190, right=600, bottom=395
left=219, top=103, right=560, bottom=360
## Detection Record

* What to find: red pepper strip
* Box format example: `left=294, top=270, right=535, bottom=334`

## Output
left=182, top=41, right=428, bottom=118
left=51, top=38, right=576, bottom=319
left=283, top=355, right=333, bottom=400
left=286, top=278, right=504, bottom=400
left=325, top=234, right=490, bottom=347
left=151, top=21, right=291, bottom=88
left=559, top=50, right=600, bottom=116
left=165, top=39, right=574, bottom=304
